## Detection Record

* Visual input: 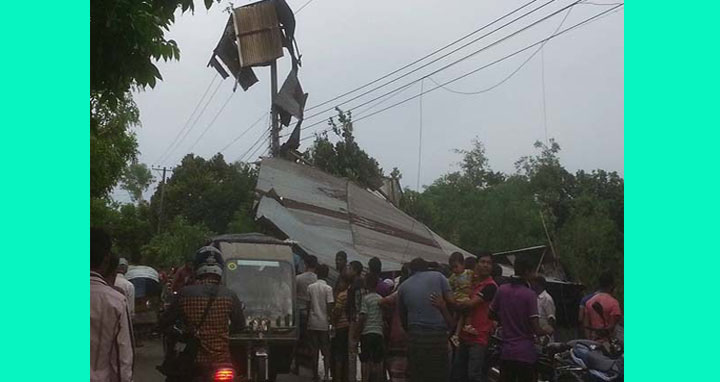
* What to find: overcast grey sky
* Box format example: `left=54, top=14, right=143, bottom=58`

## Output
left=116, top=0, right=623, bottom=202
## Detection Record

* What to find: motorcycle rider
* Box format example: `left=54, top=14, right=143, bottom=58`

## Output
left=159, top=246, right=245, bottom=380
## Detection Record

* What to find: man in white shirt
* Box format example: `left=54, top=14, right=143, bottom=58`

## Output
left=534, top=276, right=557, bottom=342
left=115, top=258, right=135, bottom=319
left=294, top=255, right=319, bottom=374
left=91, top=228, right=133, bottom=382
left=307, top=264, right=334, bottom=382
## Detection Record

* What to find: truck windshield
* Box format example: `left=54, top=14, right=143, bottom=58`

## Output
left=224, top=259, right=294, bottom=327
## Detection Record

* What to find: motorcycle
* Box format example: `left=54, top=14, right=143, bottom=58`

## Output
left=561, top=302, right=623, bottom=381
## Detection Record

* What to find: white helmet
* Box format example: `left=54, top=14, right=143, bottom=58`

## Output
left=194, top=246, right=224, bottom=277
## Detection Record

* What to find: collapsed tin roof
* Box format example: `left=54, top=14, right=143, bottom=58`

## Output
left=254, top=158, right=472, bottom=271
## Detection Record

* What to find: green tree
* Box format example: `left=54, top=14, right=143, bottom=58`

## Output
left=90, top=0, right=220, bottom=198
left=120, top=162, right=154, bottom=202
left=400, top=137, right=623, bottom=299
left=304, top=108, right=385, bottom=190
left=112, top=203, right=154, bottom=263
left=453, top=138, right=505, bottom=189
left=142, top=216, right=214, bottom=269
left=90, top=95, right=139, bottom=198
left=90, top=198, right=154, bottom=263
left=150, top=154, right=258, bottom=233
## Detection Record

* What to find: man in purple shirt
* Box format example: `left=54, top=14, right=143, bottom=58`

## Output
left=490, top=257, right=550, bottom=382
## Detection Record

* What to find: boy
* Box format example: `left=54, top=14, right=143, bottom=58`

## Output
left=448, top=252, right=476, bottom=347
left=356, top=274, right=384, bottom=382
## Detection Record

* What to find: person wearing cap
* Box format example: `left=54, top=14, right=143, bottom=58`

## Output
left=158, top=246, right=245, bottom=378
left=114, top=257, right=135, bottom=319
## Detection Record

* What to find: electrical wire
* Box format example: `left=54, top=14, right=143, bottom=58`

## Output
left=183, top=91, right=236, bottom=155
left=238, top=121, right=271, bottom=162
left=416, top=79, right=424, bottom=192
left=219, top=111, right=270, bottom=153
left=299, top=0, right=559, bottom=125
left=158, top=79, right=224, bottom=164
left=242, top=132, right=271, bottom=162
left=153, top=73, right=218, bottom=164
left=303, top=0, right=543, bottom=113
left=300, top=3, right=623, bottom=142
left=299, top=0, right=584, bottom=135
left=428, top=7, right=573, bottom=96
left=295, top=0, right=316, bottom=14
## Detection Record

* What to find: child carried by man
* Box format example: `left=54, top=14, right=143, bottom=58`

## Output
left=448, top=252, right=478, bottom=347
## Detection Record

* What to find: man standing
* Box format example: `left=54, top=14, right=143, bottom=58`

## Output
left=452, top=253, right=497, bottom=382
left=398, top=258, right=453, bottom=382
left=346, top=260, right=365, bottom=382
left=90, top=228, right=134, bottom=382
left=158, top=246, right=245, bottom=379
left=307, top=264, right=335, bottom=382
left=490, top=257, right=550, bottom=382
left=115, top=258, right=135, bottom=319
left=534, top=276, right=556, bottom=343
left=584, top=271, right=622, bottom=342
left=329, top=251, right=348, bottom=289
left=295, top=255, right=319, bottom=374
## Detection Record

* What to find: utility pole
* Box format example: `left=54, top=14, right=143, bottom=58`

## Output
left=269, top=59, right=279, bottom=156
left=152, top=166, right=172, bottom=233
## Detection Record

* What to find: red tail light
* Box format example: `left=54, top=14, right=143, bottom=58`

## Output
left=213, top=367, right=235, bottom=381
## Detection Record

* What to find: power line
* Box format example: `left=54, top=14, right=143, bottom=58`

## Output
left=580, top=1, right=623, bottom=5
left=299, top=0, right=559, bottom=126
left=416, top=79, right=424, bottom=192
left=153, top=73, right=218, bottom=164
left=427, top=6, right=573, bottom=97
left=242, top=132, right=271, bottom=163
left=303, top=0, right=543, bottom=113
left=295, top=0, right=316, bottom=14
left=300, top=3, right=623, bottom=141
left=248, top=136, right=270, bottom=161
left=158, top=79, right=224, bottom=165
left=238, top=125, right=271, bottom=162
left=183, top=91, right=236, bottom=156
left=299, top=0, right=584, bottom=135
left=281, top=82, right=415, bottom=139
left=219, top=111, right=269, bottom=153
left=541, top=45, right=549, bottom=144
left=354, top=83, right=417, bottom=118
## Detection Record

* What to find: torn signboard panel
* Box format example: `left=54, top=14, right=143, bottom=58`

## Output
left=254, top=158, right=473, bottom=271
left=274, top=68, right=308, bottom=126
left=208, top=16, right=259, bottom=91
left=232, top=0, right=284, bottom=68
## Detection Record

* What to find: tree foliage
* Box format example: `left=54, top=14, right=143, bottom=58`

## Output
left=120, top=162, right=154, bottom=202
left=150, top=154, right=258, bottom=234
left=90, top=0, right=220, bottom=198
left=401, top=138, right=624, bottom=297
left=304, top=108, right=385, bottom=190
left=90, top=198, right=154, bottom=263
left=90, top=95, right=139, bottom=198
left=141, top=216, right=214, bottom=269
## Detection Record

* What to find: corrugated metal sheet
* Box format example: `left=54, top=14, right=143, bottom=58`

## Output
left=255, top=158, right=472, bottom=271
left=493, top=245, right=569, bottom=281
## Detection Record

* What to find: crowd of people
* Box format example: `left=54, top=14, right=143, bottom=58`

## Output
left=294, top=250, right=623, bottom=382
left=91, top=224, right=622, bottom=382
left=91, top=227, right=247, bottom=382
